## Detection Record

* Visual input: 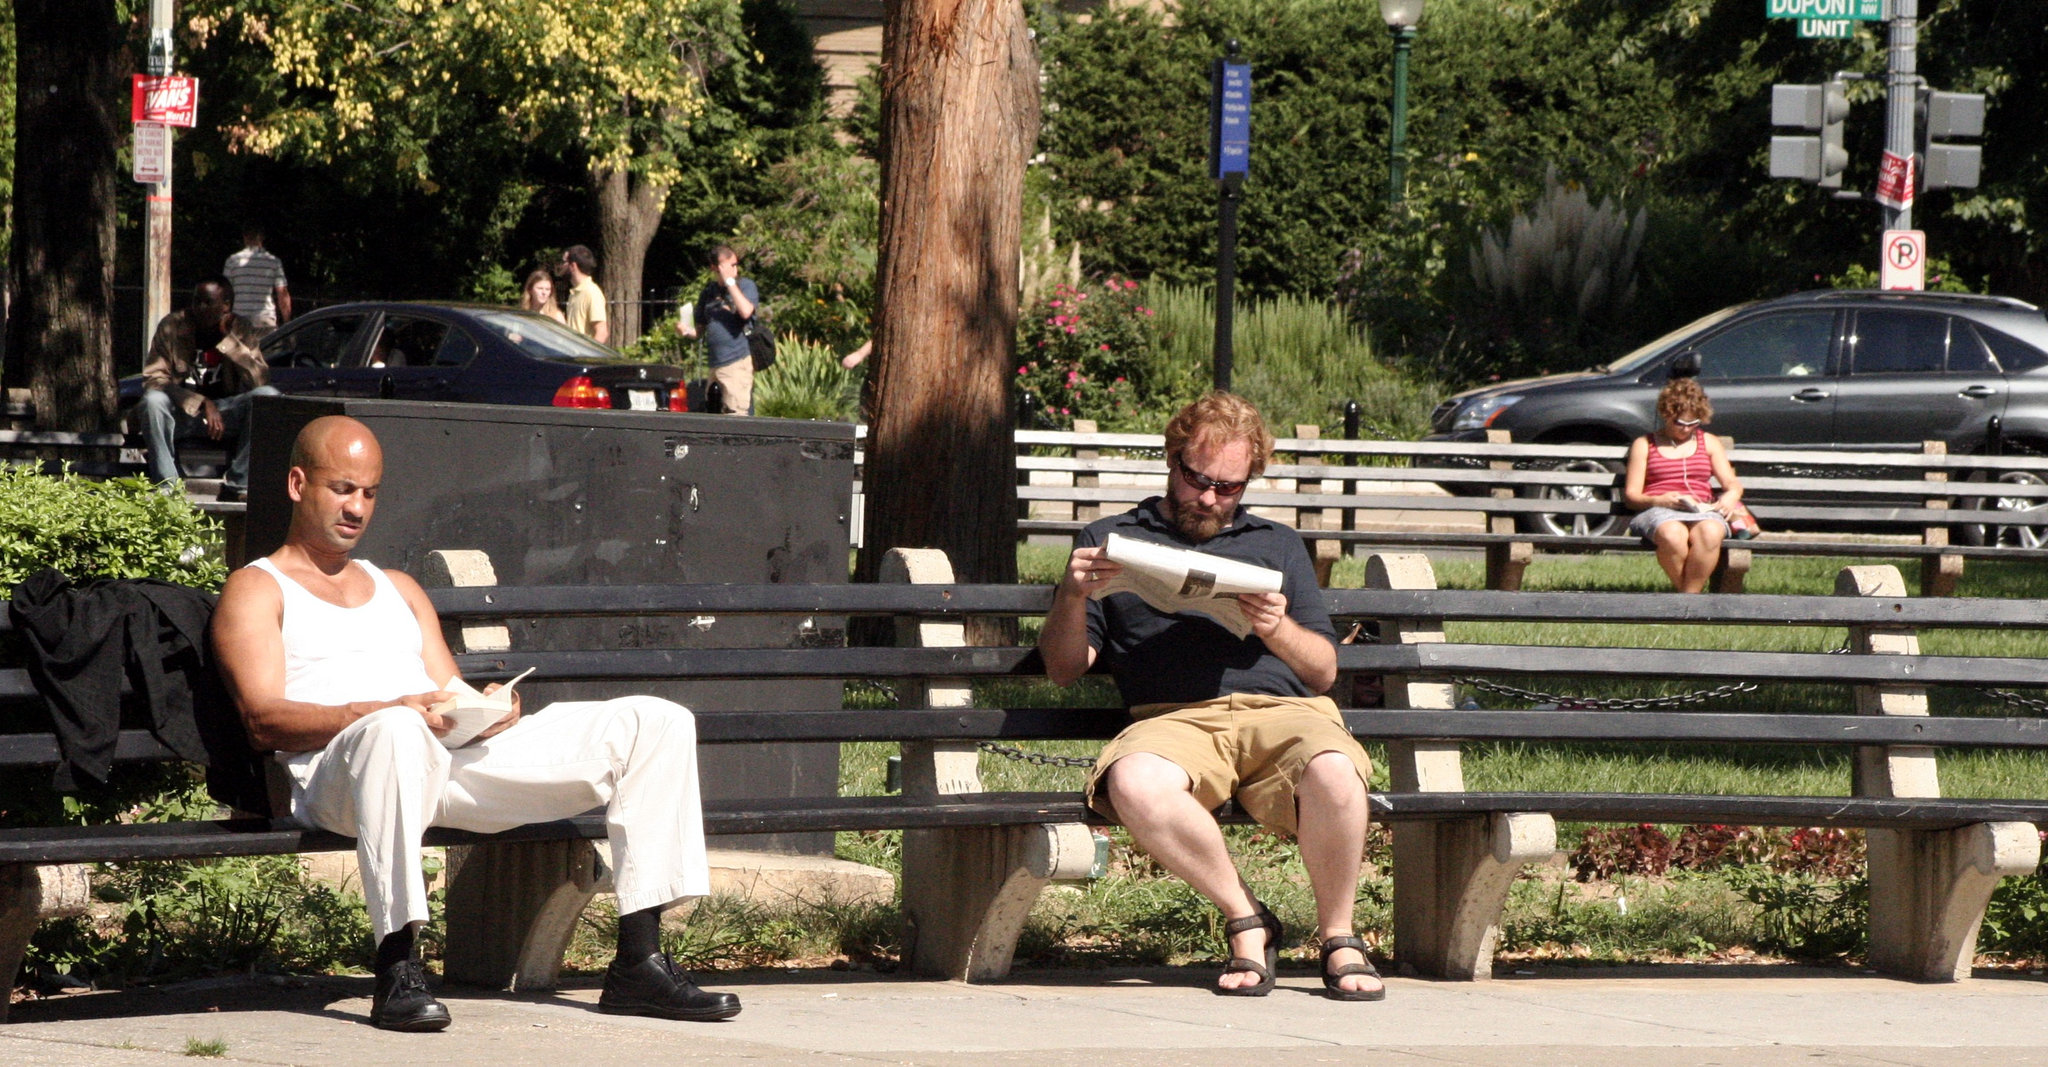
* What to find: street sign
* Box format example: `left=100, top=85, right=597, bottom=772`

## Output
left=1881, top=229, right=1925, bottom=291
left=1874, top=149, right=1916, bottom=210
left=1797, top=18, right=1857, bottom=38
left=131, top=74, right=198, bottom=128
left=1210, top=60, right=1251, bottom=182
left=132, top=121, right=169, bottom=184
left=1765, top=0, right=1882, bottom=19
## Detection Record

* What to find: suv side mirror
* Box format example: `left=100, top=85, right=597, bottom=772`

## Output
left=1669, top=350, right=1702, bottom=380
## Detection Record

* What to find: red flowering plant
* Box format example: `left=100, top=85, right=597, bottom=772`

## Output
left=1015, top=278, right=1161, bottom=432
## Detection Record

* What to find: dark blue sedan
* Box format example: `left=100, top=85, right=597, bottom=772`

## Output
left=125, top=302, right=698, bottom=412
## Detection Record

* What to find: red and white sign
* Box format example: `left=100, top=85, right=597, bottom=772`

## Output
left=1881, top=229, right=1926, bottom=291
left=1875, top=149, right=1916, bottom=211
left=132, top=121, right=169, bottom=184
left=131, top=75, right=199, bottom=127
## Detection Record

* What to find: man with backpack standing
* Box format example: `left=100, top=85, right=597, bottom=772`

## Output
left=679, top=245, right=760, bottom=414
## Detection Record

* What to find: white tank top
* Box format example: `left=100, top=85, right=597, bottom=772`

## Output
left=247, top=557, right=441, bottom=706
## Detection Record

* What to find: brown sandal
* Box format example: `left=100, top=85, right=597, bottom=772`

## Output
left=1214, top=901, right=1281, bottom=997
left=1318, top=934, right=1385, bottom=1001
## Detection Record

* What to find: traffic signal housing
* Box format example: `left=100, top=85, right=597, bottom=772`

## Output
left=1919, top=90, right=1985, bottom=192
left=1770, top=81, right=1850, bottom=188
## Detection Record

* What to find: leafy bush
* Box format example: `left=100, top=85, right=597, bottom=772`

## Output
left=1016, top=279, right=1167, bottom=432
left=754, top=337, right=863, bottom=422
left=0, top=467, right=225, bottom=591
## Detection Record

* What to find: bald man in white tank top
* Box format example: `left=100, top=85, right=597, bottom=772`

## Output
left=210, top=416, right=739, bottom=1032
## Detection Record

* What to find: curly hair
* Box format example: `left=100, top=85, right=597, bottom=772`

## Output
left=1656, top=377, right=1713, bottom=426
left=1163, top=391, right=1275, bottom=477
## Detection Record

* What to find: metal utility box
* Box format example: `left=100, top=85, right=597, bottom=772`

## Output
left=244, top=398, right=856, bottom=854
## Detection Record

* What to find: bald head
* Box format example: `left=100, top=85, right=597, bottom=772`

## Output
left=284, top=417, right=385, bottom=557
left=289, top=416, right=382, bottom=474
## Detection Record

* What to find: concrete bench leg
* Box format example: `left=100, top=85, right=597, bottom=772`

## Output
left=1392, top=811, right=1555, bottom=980
left=903, top=821, right=1097, bottom=981
left=1921, top=553, right=1963, bottom=597
left=1711, top=545, right=1751, bottom=593
left=1868, top=822, right=2040, bottom=982
left=1484, top=541, right=1532, bottom=591
left=0, top=863, right=91, bottom=1022
left=441, top=839, right=606, bottom=991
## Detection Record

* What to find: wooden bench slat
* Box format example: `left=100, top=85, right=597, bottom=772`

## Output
left=1342, top=642, right=2048, bottom=688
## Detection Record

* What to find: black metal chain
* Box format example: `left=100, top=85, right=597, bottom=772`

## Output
left=1454, top=676, right=1759, bottom=711
left=1971, top=688, right=2048, bottom=713
left=977, top=740, right=1098, bottom=769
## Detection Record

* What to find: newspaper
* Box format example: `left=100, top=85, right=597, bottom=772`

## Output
left=1089, top=532, right=1283, bottom=639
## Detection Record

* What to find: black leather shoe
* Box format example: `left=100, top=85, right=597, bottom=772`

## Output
left=599, top=952, right=741, bottom=1021
left=371, top=958, right=452, bottom=1032
left=215, top=484, right=244, bottom=503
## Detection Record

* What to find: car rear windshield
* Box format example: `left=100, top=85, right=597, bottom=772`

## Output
left=468, top=309, right=620, bottom=363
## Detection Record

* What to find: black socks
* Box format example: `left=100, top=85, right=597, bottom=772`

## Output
left=374, top=925, right=417, bottom=974
left=617, top=905, right=663, bottom=964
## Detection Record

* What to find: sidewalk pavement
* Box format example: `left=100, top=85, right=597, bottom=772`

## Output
left=7, top=963, right=2048, bottom=1066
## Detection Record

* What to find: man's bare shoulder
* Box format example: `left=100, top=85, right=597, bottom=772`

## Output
left=218, top=563, right=282, bottom=609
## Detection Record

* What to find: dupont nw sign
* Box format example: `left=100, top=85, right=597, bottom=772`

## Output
left=131, top=75, right=198, bottom=128
left=1881, top=229, right=1926, bottom=292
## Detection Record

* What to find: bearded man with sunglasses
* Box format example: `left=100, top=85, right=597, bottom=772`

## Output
left=1038, top=392, right=1382, bottom=1002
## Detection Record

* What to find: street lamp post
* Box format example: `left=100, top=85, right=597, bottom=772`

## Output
left=1380, top=0, right=1424, bottom=208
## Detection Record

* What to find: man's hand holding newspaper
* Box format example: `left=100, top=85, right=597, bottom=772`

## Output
left=1075, top=532, right=1287, bottom=639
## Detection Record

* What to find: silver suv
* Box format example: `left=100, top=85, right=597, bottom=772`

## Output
left=1425, top=290, right=2048, bottom=540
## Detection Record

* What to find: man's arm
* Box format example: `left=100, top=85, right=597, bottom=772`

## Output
left=1039, top=545, right=1114, bottom=687
left=274, top=284, right=292, bottom=325
left=212, top=567, right=451, bottom=752
left=1235, top=592, right=1338, bottom=694
left=141, top=318, right=201, bottom=413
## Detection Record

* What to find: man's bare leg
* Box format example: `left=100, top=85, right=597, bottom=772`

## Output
left=1293, top=750, right=1379, bottom=996
left=1104, top=753, right=1267, bottom=991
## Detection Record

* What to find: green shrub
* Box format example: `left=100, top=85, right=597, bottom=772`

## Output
left=754, top=337, right=862, bottom=422
left=0, top=467, right=225, bottom=591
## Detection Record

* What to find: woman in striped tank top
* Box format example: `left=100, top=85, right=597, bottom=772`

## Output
left=1623, top=377, right=1745, bottom=592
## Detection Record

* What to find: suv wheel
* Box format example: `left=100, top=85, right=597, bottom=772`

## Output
left=1957, top=469, right=2048, bottom=549
left=1517, top=455, right=1629, bottom=538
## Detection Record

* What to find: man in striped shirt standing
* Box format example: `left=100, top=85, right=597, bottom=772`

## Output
left=223, top=226, right=292, bottom=339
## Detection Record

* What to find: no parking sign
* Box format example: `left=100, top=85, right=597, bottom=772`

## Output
left=1881, top=229, right=1925, bottom=291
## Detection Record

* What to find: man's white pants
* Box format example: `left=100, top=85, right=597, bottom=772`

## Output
left=283, top=696, right=709, bottom=941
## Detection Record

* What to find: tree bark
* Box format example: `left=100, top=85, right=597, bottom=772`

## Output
left=590, top=164, right=669, bottom=348
left=856, top=0, right=1040, bottom=591
left=8, top=0, right=122, bottom=431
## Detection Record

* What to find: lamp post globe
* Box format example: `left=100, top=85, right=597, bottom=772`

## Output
left=1380, top=0, right=1423, bottom=206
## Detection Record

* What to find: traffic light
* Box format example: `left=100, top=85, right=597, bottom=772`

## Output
left=1769, top=81, right=1851, bottom=188
left=1919, top=90, right=1985, bottom=192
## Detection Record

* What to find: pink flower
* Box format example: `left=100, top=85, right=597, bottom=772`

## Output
left=1050, top=299, right=1063, bottom=308
left=1065, top=326, right=1077, bottom=334
left=1017, top=366, right=1027, bottom=374
left=1059, top=407, right=1070, bottom=415
left=1115, top=376, right=1126, bottom=383
left=1098, top=343, right=1110, bottom=351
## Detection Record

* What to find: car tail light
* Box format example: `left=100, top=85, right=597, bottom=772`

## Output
left=668, top=386, right=688, bottom=412
left=552, top=375, right=610, bottom=408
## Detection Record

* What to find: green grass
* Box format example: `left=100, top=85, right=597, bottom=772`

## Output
left=183, top=1037, right=228, bottom=1058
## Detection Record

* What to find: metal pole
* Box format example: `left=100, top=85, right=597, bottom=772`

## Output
left=1387, top=25, right=1415, bottom=207
left=1213, top=184, right=1238, bottom=392
left=1884, top=0, right=1918, bottom=232
left=143, top=0, right=175, bottom=356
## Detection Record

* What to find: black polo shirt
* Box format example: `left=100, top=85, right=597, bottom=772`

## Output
left=1079, top=497, right=1335, bottom=708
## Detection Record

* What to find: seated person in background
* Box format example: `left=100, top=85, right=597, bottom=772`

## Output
left=1623, top=377, right=1745, bottom=593
left=1037, top=391, right=1383, bottom=1002
left=140, top=277, right=279, bottom=503
left=210, top=416, right=740, bottom=1032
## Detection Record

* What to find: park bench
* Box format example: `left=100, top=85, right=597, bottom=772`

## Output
left=3, top=549, right=2047, bottom=1021
left=1012, top=426, right=2048, bottom=595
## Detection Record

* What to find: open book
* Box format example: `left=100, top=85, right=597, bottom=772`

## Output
left=1089, top=532, right=1283, bottom=639
left=429, top=666, right=536, bottom=749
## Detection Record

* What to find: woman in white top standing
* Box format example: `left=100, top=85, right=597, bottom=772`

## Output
left=1622, top=377, right=1744, bottom=593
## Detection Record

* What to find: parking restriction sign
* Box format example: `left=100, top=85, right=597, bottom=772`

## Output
left=1881, top=229, right=1925, bottom=292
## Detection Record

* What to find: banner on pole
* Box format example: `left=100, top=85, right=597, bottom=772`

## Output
left=1875, top=150, right=1916, bottom=210
left=131, top=75, right=199, bottom=128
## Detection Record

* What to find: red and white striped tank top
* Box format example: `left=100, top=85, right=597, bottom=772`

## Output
left=1641, top=436, right=1715, bottom=501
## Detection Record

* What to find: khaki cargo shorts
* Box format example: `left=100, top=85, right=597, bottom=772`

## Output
left=1084, top=693, right=1372, bottom=836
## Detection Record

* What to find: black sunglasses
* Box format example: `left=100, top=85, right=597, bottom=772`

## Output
left=1175, top=455, right=1249, bottom=496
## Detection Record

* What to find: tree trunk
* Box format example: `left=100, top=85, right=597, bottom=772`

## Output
left=590, top=164, right=669, bottom=348
left=856, top=0, right=1040, bottom=592
left=8, top=0, right=122, bottom=431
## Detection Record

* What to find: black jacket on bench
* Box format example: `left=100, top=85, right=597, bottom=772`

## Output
left=9, top=568, right=271, bottom=816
